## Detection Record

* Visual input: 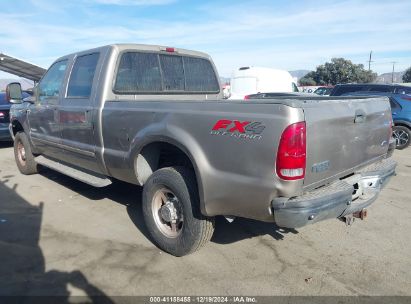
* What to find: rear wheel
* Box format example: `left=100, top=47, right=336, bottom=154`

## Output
left=14, top=132, right=38, bottom=175
left=393, top=126, right=410, bottom=150
left=142, top=166, right=215, bottom=256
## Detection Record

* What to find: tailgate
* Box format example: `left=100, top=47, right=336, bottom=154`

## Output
left=303, top=97, right=392, bottom=190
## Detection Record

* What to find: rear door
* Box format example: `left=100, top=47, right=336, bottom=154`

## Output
left=58, top=52, right=101, bottom=173
left=303, top=97, right=392, bottom=189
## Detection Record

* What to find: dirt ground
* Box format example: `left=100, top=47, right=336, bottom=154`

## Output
left=0, top=142, right=410, bottom=298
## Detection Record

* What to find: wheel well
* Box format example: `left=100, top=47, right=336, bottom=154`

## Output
left=135, top=142, right=195, bottom=185
left=394, top=123, right=411, bottom=130
left=11, top=121, right=24, bottom=136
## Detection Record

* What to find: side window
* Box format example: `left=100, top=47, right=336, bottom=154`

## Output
left=38, top=60, right=68, bottom=102
left=338, top=85, right=362, bottom=96
left=67, top=53, right=100, bottom=98
left=183, top=56, right=219, bottom=92
left=159, top=55, right=185, bottom=91
left=114, top=52, right=162, bottom=93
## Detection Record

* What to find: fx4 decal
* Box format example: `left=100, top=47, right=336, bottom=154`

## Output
left=210, top=119, right=266, bottom=140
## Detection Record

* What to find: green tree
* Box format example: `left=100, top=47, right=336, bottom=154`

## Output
left=301, top=58, right=377, bottom=85
left=299, top=76, right=316, bottom=86
left=403, top=67, right=411, bottom=82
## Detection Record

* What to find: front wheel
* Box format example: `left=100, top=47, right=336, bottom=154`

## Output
left=142, top=166, right=215, bottom=256
left=14, top=132, right=38, bottom=175
left=393, top=126, right=410, bottom=150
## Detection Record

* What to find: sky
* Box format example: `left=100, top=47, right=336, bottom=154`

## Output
left=0, top=0, right=410, bottom=79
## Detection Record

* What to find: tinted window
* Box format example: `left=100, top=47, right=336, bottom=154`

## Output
left=332, top=85, right=365, bottom=96
left=368, top=85, right=391, bottom=93
left=114, top=52, right=219, bottom=94
left=160, top=55, right=184, bottom=91
left=114, top=52, right=162, bottom=93
left=395, top=87, right=411, bottom=94
left=67, top=53, right=99, bottom=97
left=38, top=60, right=68, bottom=101
left=183, top=56, right=219, bottom=92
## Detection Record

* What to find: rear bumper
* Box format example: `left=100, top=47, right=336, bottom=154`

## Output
left=272, top=158, right=397, bottom=228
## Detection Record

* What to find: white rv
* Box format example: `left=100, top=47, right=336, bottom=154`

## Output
left=228, top=67, right=298, bottom=99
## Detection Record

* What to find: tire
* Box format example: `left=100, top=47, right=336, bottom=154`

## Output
left=142, top=166, right=215, bottom=256
left=393, top=126, right=410, bottom=150
left=14, top=132, right=38, bottom=175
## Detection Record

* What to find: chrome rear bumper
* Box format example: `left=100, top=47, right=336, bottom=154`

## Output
left=272, top=158, right=397, bottom=228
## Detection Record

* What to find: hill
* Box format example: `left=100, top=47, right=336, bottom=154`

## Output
left=376, top=71, right=405, bottom=84
left=289, top=70, right=311, bottom=80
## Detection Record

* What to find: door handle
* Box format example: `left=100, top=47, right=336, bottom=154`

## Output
left=354, top=110, right=366, bottom=123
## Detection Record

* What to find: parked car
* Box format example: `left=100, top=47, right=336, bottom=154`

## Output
left=314, top=86, right=333, bottom=96
left=330, top=83, right=411, bottom=96
left=228, top=67, right=298, bottom=100
left=8, top=44, right=396, bottom=256
left=0, top=90, right=29, bottom=141
left=338, top=90, right=411, bottom=149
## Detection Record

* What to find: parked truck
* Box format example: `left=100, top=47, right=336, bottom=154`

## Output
left=7, top=44, right=396, bottom=256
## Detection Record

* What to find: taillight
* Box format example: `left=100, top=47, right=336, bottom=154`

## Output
left=244, top=95, right=250, bottom=100
left=276, top=122, right=306, bottom=180
left=0, top=112, right=5, bottom=119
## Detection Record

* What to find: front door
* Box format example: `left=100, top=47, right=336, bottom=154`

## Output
left=28, top=60, right=68, bottom=157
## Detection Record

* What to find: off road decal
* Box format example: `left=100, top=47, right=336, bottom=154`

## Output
left=211, top=119, right=265, bottom=140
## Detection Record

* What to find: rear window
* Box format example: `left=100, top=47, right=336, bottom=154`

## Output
left=332, top=85, right=367, bottom=96
left=368, top=85, right=392, bottom=93
left=114, top=52, right=219, bottom=94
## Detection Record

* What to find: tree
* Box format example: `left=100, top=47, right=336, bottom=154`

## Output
left=301, top=58, right=377, bottom=85
left=403, top=67, right=411, bottom=82
left=299, top=76, right=316, bottom=86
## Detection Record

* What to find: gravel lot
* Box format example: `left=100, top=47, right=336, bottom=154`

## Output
left=0, top=142, right=410, bottom=298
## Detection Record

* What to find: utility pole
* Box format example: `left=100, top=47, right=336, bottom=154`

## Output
left=368, top=51, right=373, bottom=71
left=391, top=61, right=397, bottom=83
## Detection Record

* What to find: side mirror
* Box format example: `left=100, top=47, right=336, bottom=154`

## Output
left=6, top=82, right=23, bottom=104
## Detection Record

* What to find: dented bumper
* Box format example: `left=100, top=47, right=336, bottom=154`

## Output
left=272, top=158, right=397, bottom=228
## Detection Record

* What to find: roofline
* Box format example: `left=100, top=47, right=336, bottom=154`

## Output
left=53, top=43, right=213, bottom=63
